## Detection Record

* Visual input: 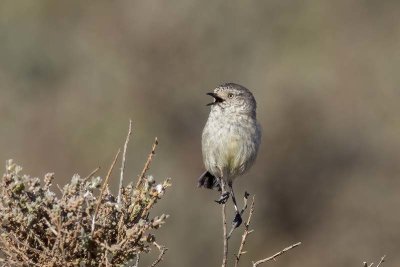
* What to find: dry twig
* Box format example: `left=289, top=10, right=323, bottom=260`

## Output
left=363, top=255, right=386, bottom=267
left=252, top=242, right=301, bottom=267
left=234, top=196, right=255, bottom=267
left=149, top=243, right=168, bottom=267
left=228, top=192, right=250, bottom=239
left=91, top=149, right=121, bottom=234
left=133, top=253, right=140, bottom=267
left=83, top=166, right=101, bottom=182
left=377, top=256, right=386, bottom=267
left=136, top=138, right=158, bottom=189
left=220, top=181, right=229, bottom=267
left=222, top=202, right=228, bottom=267
left=118, top=120, right=133, bottom=204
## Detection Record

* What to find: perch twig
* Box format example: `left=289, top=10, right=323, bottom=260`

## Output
left=364, top=255, right=386, bottom=267
left=377, top=255, right=386, bottom=267
left=149, top=242, right=168, bottom=267
left=252, top=242, right=301, bottom=266
left=136, top=138, right=158, bottom=189
left=228, top=192, right=250, bottom=239
left=234, top=196, right=255, bottom=267
left=118, top=120, right=133, bottom=204
left=91, top=149, right=120, bottom=234
left=221, top=181, right=228, bottom=267
left=83, top=166, right=101, bottom=182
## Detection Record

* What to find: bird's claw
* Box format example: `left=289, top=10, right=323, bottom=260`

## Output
left=215, top=191, right=230, bottom=204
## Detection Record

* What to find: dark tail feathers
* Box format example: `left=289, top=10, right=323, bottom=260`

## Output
left=197, top=171, right=221, bottom=191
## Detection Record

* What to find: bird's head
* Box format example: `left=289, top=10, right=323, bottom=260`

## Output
left=206, top=83, right=256, bottom=115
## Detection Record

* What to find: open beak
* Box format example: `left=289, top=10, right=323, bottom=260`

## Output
left=206, top=92, right=224, bottom=106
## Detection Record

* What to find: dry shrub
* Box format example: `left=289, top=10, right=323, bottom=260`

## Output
left=0, top=137, right=170, bottom=266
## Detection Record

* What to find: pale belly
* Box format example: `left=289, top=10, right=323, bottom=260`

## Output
left=202, top=119, right=259, bottom=182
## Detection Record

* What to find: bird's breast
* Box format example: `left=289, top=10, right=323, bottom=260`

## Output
left=202, top=113, right=260, bottom=181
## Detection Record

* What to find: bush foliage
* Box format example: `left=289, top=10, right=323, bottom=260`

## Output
left=0, top=145, right=170, bottom=267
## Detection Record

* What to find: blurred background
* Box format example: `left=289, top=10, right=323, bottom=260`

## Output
left=1, top=1, right=399, bottom=266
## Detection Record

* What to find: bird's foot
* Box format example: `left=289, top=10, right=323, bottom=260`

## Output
left=232, top=212, right=243, bottom=228
left=215, top=191, right=230, bottom=204
left=227, top=212, right=243, bottom=239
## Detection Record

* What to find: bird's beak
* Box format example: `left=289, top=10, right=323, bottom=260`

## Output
left=206, top=92, right=224, bottom=106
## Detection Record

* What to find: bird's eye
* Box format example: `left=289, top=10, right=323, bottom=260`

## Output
left=228, top=93, right=234, bottom=98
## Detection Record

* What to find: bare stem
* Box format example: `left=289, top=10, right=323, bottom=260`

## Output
left=135, top=138, right=158, bottom=189
left=221, top=181, right=228, bottom=267
left=118, top=120, right=133, bottom=204
left=364, top=255, right=386, bottom=267
left=149, top=242, right=168, bottom=267
left=376, top=255, right=386, bottom=267
left=83, top=167, right=101, bottom=182
left=252, top=242, right=301, bottom=267
left=91, top=149, right=121, bottom=234
left=133, top=253, right=140, bottom=267
left=222, top=202, right=228, bottom=267
left=234, top=196, right=255, bottom=267
left=228, top=191, right=250, bottom=239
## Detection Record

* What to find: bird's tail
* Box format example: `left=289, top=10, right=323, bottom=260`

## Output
left=197, top=171, right=221, bottom=191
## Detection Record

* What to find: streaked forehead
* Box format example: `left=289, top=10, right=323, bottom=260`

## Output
left=214, top=83, right=251, bottom=94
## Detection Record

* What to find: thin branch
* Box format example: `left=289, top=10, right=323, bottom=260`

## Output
left=83, top=166, right=101, bottom=182
left=91, top=149, right=121, bottom=234
left=376, top=255, right=386, bottom=267
left=9, top=233, right=43, bottom=255
left=228, top=191, right=250, bottom=239
left=133, top=253, right=140, bottom=267
left=43, top=218, right=59, bottom=236
left=104, top=248, right=110, bottom=267
left=222, top=202, right=228, bottom=267
left=118, top=120, right=133, bottom=204
left=234, top=196, right=255, bottom=267
left=149, top=242, right=168, bottom=267
left=136, top=138, right=158, bottom=189
left=364, top=255, right=386, bottom=267
left=7, top=234, right=42, bottom=266
left=220, top=182, right=228, bottom=267
left=252, top=242, right=301, bottom=267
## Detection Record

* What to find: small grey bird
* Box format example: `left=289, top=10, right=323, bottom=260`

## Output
left=198, top=83, right=261, bottom=225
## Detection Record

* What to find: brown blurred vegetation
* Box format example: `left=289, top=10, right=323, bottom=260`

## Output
left=0, top=1, right=399, bottom=266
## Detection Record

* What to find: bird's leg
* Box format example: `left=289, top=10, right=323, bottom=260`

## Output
left=229, top=182, right=242, bottom=228
left=229, top=182, right=239, bottom=213
left=227, top=191, right=250, bottom=239
left=215, top=179, right=230, bottom=204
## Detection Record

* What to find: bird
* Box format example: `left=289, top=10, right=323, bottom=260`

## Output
left=198, top=82, right=261, bottom=227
